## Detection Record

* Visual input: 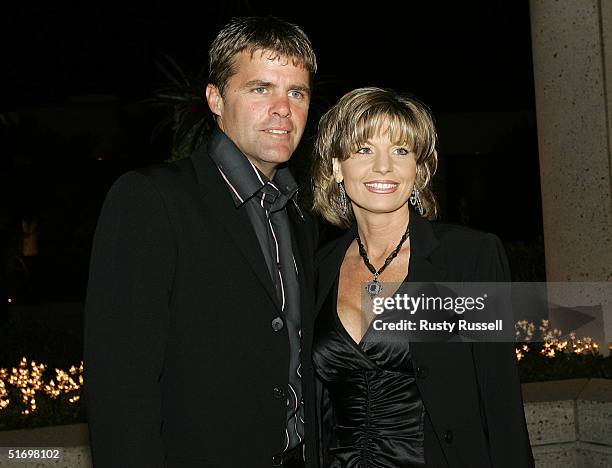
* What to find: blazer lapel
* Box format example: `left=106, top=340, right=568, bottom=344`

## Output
left=406, top=211, right=447, bottom=282
left=405, top=212, right=452, bottom=353
left=190, top=143, right=280, bottom=311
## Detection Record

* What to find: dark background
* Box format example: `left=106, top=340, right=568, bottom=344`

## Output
left=0, top=0, right=543, bottom=313
left=1, top=1, right=534, bottom=111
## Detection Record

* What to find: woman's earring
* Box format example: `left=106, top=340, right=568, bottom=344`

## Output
left=410, top=186, right=424, bottom=216
left=338, top=182, right=349, bottom=216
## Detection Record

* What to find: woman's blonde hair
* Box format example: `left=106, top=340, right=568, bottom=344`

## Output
left=312, top=87, right=439, bottom=227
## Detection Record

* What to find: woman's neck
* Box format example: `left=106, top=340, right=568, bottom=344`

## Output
left=353, top=205, right=410, bottom=260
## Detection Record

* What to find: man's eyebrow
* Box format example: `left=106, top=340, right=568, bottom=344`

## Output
left=243, top=80, right=273, bottom=88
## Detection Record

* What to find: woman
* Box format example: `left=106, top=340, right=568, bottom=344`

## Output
left=311, top=88, right=533, bottom=467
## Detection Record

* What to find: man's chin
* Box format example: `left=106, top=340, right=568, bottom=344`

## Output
left=261, top=149, right=295, bottom=164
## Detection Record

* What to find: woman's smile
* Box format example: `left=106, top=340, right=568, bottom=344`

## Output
left=364, top=180, right=399, bottom=194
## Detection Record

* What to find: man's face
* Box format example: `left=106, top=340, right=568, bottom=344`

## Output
left=206, top=49, right=311, bottom=177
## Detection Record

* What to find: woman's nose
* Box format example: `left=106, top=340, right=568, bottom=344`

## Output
left=372, top=152, right=392, bottom=174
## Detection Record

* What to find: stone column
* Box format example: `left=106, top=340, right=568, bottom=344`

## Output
left=530, top=0, right=612, bottom=345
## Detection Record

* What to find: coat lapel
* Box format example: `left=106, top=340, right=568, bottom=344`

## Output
left=190, top=143, right=280, bottom=311
left=406, top=212, right=447, bottom=282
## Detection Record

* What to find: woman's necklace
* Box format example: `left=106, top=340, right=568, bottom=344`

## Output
left=355, top=224, right=410, bottom=299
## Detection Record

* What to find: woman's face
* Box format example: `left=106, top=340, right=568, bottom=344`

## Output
left=334, top=126, right=417, bottom=217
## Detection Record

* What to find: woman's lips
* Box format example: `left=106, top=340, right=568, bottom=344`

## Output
left=364, top=181, right=399, bottom=194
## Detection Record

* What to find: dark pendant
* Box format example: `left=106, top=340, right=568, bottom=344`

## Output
left=365, top=280, right=383, bottom=298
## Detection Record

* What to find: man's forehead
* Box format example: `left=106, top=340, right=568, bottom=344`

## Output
left=237, top=48, right=309, bottom=72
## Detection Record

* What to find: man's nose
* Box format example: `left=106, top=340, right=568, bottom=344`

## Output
left=270, top=94, right=291, bottom=118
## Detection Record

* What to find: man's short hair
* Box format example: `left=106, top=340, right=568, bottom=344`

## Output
left=208, top=16, right=317, bottom=95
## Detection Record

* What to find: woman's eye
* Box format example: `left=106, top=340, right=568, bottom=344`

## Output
left=356, top=147, right=372, bottom=155
left=394, top=147, right=410, bottom=156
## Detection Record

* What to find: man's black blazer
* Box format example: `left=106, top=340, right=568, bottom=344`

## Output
left=315, top=212, right=534, bottom=467
left=84, top=142, right=318, bottom=467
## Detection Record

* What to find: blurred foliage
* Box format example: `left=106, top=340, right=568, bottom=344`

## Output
left=150, top=54, right=213, bottom=162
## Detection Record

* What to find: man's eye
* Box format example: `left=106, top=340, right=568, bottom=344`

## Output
left=356, top=147, right=372, bottom=155
left=253, top=87, right=267, bottom=94
left=289, top=90, right=304, bottom=99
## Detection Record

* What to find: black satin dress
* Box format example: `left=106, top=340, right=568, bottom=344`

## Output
left=313, top=280, right=428, bottom=468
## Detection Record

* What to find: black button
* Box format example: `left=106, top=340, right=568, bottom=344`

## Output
left=444, top=429, right=453, bottom=443
left=271, top=317, right=284, bottom=331
left=416, top=365, right=429, bottom=379
left=273, top=386, right=286, bottom=399
left=272, top=454, right=283, bottom=466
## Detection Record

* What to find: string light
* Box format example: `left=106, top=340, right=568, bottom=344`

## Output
left=0, top=378, right=9, bottom=410
left=515, top=320, right=535, bottom=343
left=515, top=319, right=602, bottom=359
left=515, top=344, right=530, bottom=361
left=0, top=358, right=83, bottom=415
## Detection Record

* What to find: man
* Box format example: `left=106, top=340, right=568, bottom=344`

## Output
left=84, top=17, right=318, bottom=467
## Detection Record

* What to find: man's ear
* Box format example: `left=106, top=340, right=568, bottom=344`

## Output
left=205, top=84, right=223, bottom=118
left=332, top=158, right=344, bottom=183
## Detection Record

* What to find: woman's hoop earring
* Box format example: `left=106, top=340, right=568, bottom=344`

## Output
left=338, top=182, right=349, bottom=216
left=410, top=186, right=424, bottom=216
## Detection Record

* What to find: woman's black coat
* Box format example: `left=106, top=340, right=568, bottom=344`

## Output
left=314, top=212, right=534, bottom=467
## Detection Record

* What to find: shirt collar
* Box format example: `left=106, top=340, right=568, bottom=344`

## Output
left=208, top=126, right=299, bottom=211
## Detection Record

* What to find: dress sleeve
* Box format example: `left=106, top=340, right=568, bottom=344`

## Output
left=84, top=171, right=176, bottom=467
left=471, top=234, right=535, bottom=467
